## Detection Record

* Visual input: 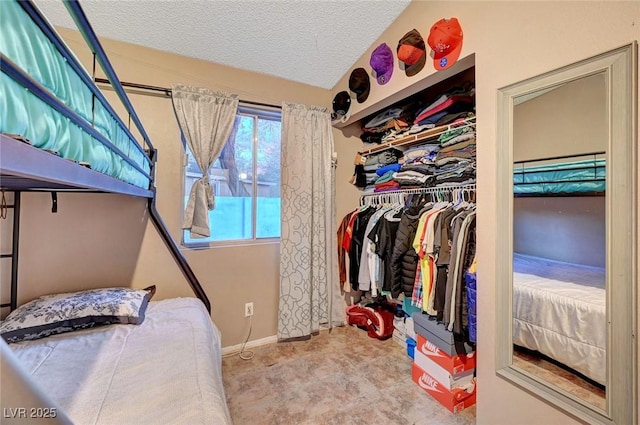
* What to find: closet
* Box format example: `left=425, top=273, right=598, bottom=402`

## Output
left=335, top=59, right=477, bottom=413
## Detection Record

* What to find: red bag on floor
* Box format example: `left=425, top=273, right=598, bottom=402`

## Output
left=346, top=303, right=394, bottom=340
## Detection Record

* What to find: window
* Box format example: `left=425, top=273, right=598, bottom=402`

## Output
left=183, top=106, right=281, bottom=246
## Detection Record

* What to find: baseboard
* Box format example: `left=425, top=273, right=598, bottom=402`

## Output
left=222, top=335, right=277, bottom=356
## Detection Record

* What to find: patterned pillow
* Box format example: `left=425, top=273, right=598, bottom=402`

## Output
left=0, top=286, right=156, bottom=343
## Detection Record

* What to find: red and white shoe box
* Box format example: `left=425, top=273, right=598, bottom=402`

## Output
left=412, top=313, right=475, bottom=374
left=415, top=333, right=475, bottom=374
left=412, top=350, right=476, bottom=413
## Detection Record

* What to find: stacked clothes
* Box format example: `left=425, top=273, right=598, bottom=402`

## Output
left=393, top=143, right=440, bottom=188
left=360, top=107, right=412, bottom=145
left=352, top=149, right=403, bottom=192
left=433, top=113, right=476, bottom=186
left=352, top=83, right=476, bottom=192
left=374, top=170, right=399, bottom=192
left=357, top=89, right=475, bottom=149
left=360, top=100, right=431, bottom=145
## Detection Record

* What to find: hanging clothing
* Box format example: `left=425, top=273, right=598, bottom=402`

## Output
left=390, top=205, right=423, bottom=299
left=370, top=208, right=402, bottom=293
left=337, top=211, right=354, bottom=288
left=348, top=206, right=376, bottom=291
left=358, top=206, right=393, bottom=292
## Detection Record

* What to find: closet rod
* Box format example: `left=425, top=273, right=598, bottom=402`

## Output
left=359, top=184, right=476, bottom=206
left=361, top=183, right=476, bottom=198
left=93, top=77, right=282, bottom=110
left=359, top=116, right=476, bottom=156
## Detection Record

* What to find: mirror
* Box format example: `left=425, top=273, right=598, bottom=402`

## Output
left=512, top=72, right=607, bottom=411
left=496, top=43, right=637, bottom=425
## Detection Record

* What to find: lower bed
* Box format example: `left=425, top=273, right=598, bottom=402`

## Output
left=512, top=253, right=606, bottom=386
left=8, top=297, right=232, bottom=425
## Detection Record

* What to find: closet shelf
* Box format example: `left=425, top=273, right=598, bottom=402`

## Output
left=358, top=116, right=476, bottom=156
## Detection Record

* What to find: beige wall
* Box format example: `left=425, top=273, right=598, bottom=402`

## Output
left=3, top=28, right=329, bottom=348
left=3, top=1, right=638, bottom=423
left=513, top=72, right=607, bottom=161
left=514, top=196, right=606, bottom=267
left=330, top=1, right=639, bottom=425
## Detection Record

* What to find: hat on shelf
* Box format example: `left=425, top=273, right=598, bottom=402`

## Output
left=332, top=90, right=351, bottom=122
left=370, top=43, right=394, bottom=85
left=397, top=29, right=426, bottom=77
left=427, top=17, right=464, bottom=71
left=349, top=68, right=371, bottom=103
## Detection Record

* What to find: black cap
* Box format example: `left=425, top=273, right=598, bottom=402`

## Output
left=349, top=67, right=370, bottom=103
left=332, top=90, right=351, bottom=118
left=397, top=29, right=426, bottom=77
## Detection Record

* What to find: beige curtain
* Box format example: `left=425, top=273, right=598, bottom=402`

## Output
left=171, top=84, right=238, bottom=238
left=278, top=103, right=344, bottom=341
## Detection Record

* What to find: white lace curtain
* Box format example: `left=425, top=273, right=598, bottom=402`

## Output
left=278, top=102, right=344, bottom=341
left=171, top=84, right=238, bottom=237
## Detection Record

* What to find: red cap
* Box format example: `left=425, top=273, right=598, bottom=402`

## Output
left=427, top=17, right=463, bottom=71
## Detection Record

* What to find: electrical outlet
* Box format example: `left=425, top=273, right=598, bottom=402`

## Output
left=244, top=302, right=254, bottom=317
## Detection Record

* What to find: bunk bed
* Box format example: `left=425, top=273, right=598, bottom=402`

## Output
left=511, top=151, right=607, bottom=386
left=0, top=1, right=231, bottom=423
left=513, top=151, right=605, bottom=196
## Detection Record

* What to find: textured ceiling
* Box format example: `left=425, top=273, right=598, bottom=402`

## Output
left=33, top=0, right=412, bottom=89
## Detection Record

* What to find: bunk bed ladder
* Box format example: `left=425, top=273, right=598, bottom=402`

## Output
left=0, top=191, right=20, bottom=313
left=145, top=150, right=211, bottom=313
left=147, top=195, right=211, bottom=313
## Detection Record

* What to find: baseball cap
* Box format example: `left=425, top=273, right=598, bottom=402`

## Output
left=349, top=68, right=370, bottom=103
left=332, top=90, right=351, bottom=122
left=427, top=17, right=463, bottom=71
left=370, top=43, right=394, bottom=85
left=397, top=29, right=426, bottom=77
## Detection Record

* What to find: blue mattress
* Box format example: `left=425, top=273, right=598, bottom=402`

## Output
left=513, top=158, right=605, bottom=195
left=0, top=0, right=150, bottom=189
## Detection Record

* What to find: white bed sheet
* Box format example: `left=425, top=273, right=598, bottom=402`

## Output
left=512, top=254, right=606, bottom=385
left=9, top=297, right=233, bottom=425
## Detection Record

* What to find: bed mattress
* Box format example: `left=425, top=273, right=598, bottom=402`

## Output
left=512, top=253, right=606, bottom=385
left=0, top=0, right=151, bottom=189
left=8, top=298, right=232, bottom=425
left=513, top=158, right=605, bottom=195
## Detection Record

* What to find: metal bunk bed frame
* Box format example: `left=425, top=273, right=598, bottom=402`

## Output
left=0, top=0, right=211, bottom=313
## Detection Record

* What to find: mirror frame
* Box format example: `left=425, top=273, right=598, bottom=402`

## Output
left=496, top=43, right=637, bottom=425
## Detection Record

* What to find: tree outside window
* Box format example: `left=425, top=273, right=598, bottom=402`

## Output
left=183, top=106, right=281, bottom=246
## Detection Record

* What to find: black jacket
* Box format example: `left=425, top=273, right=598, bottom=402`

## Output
left=389, top=205, right=423, bottom=298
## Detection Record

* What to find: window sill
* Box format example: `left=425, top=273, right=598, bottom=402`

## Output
left=181, top=238, right=280, bottom=251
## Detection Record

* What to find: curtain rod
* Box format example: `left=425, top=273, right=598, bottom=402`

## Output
left=93, top=77, right=282, bottom=110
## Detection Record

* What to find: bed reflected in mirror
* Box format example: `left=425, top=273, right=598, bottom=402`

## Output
left=511, top=72, right=607, bottom=410
left=497, top=43, right=636, bottom=425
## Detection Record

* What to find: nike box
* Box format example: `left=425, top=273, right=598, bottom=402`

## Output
left=412, top=351, right=476, bottom=413
left=412, top=313, right=475, bottom=374
left=412, top=313, right=474, bottom=356
left=416, top=334, right=476, bottom=374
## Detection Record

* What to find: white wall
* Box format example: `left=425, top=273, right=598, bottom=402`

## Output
left=330, top=1, right=640, bottom=424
